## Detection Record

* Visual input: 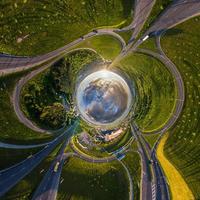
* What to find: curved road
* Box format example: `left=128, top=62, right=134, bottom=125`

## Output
left=0, top=29, right=126, bottom=75
left=0, top=121, right=78, bottom=197
left=12, top=48, right=101, bottom=134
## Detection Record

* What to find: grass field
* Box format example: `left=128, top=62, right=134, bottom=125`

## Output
left=0, top=71, right=52, bottom=143
left=123, top=143, right=141, bottom=200
left=57, top=158, right=129, bottom=200
left=115, top=52, right=176, bottom=132
left=76, top=35, right=122, bottom=61
left=0, top=147, right=42, bottom=170
left=143, top=134, right=160, bottom=148
left=161, top=16, right=200, bottom=199
left=0, top=0, right=133, bottom=56
left=157, top=133, right=194, bottom=200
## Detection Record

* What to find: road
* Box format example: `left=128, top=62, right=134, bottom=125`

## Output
left=109, top=0, right=156, bottom=67
left=69, top=139, right=116, bottom=163
left=31, top=133, right=78, bottom=200
left=0, top=29, right=126, bottom=75
left=136, top=46, right=184, bottom=135
left=0, top=141, right=50, bottom=149
left=12, top=48, right=99, bottom=133
left=143, top=0, right=200, bottom=38
left=132, top=0, right=200, bottom=51
left=119, top=160, right=134, bottom=200
left=129, top=0, right=155, bottom=42
left=1, top=1, right=199, bottom=199
left=0, top=121, right=78, bottom=197
left=131, top=124, right=153, bottom=200
left=132, top=123, right=170, bottom=200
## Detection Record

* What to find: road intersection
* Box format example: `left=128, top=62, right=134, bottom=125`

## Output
left=1, top=0, right=200, bottom=199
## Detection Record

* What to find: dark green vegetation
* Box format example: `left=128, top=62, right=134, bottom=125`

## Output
left=162, top=16, right=200, bottom=199
left=21, top=50, right=100, bottom=129
left=123, top=145, right=141, bottom=200
left=0, top=147, right=41, bottom=170
left=58, top=158, right=129, bottom=200
left=0, top=0, right=133, bottom=56
left=116, top=53, right=176, bottom=132
left=0, top=72, right=52, bottom=142
left=1, top=144, right=62, bottom=200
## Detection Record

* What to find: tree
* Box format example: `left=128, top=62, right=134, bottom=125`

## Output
left=40, top=103, right=66, bottom=129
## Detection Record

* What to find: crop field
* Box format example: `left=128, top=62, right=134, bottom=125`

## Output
left=161, top=16, right=200, bottom=199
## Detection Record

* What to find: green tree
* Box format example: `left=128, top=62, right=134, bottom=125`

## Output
left=40, top=103, right=66, bottom=129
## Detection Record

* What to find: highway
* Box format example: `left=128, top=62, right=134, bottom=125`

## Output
left=12, top=48, right=99, bottom=133
left=31, top=136, right=76, bottom=200
left=1, top=0, right=200, bottom=199
left=0, top=29, right=126, bottom=75
left=136, top=46, right=184, bottom=135
left=0, top=121, right=78, bottom=197
left=131, top=124, right=153, bottom=200
left=131, top=123, right=170, bottom=200
left=143, top=0, right=200, bottom=38
left=129, top=0, right=155, bottom=42
left=132, top=0, right=200, bottom=51
left=0, top=141, right=50, bottom=149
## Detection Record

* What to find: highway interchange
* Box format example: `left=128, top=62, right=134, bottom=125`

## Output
left=0, top=0, right=200, bottom=199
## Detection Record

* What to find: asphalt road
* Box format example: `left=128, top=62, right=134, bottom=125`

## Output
left=0, top=29, right=125, bottom=75
left=131, top=124, right=153, bottom=200
left=31, top=138, right=74, bottom=200
left=12, top=48, right=98, bottom=133
left=132, top=0, right=200, bottom=51
left=0, top=121, right=78, bottom=197
left=144, top=0, right=200, bottom=37
left=1, top=1, right=199, bottom=199
left=0, top=141, right=50, bottom=149
left=132, top=123, right=170, bottom=200
left=136, top=46, right=184, bottom=135
left=129, top=0, right=155, bottom=42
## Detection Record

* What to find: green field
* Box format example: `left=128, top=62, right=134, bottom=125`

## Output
left=123, top=143, right=141, bottom=199
left=0, top=0, right=133, bottom=56
left=143, top=134, right=160, bottom=148
left=76, top=35, right=122, bottom=61
left=115, top=52, right=176, bottom=132
left=0, top=71, right=52, bottom=143
left=58, top=158, right=129, bottom=200
left=161, top=16, right=200, bottom=199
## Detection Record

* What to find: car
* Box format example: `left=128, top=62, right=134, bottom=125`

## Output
left=53, top=161, right=60, bottom=172
left=92, top=29, right=98, bottom=33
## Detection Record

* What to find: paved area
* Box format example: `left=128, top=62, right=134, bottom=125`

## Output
left=1, top=0, right=199, bottom=199
left=0, top=121, right=78, bottom=197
